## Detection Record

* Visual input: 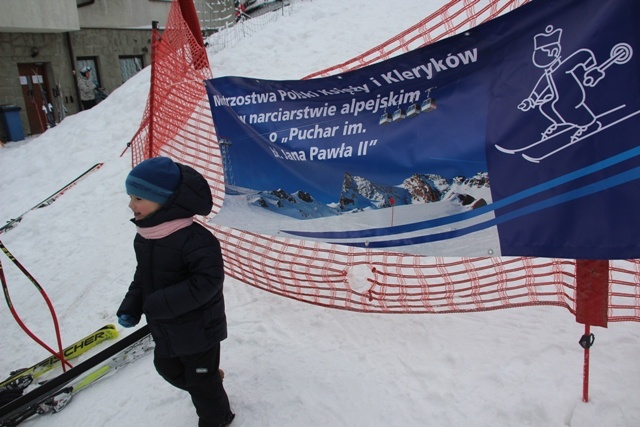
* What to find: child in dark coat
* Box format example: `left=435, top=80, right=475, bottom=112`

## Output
left=117, top=156, right=234, bottom=427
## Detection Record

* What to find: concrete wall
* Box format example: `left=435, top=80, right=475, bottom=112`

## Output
left=70, top=28, right=152, bottom=87
left=0, top=0, right=80, bottom=32
left=0, top=32, right=74, bottom=137
left=78, top=0, right=172, bottom=29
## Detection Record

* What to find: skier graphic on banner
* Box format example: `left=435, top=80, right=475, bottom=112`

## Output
left=517, top=25, right=632, bottom=143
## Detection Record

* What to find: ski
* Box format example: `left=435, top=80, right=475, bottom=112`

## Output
left=494, top=123, right=575, bottom=154
left=0, top=326, right=152, bottom=426
left=25, top=77, right=46, bottom=134
left=0, top=324, right=119, bottom=391
left=53, top=83, right=67, bottom=124
left=494, top=104, right=627, bottom=156
left=0, top=162, right=103, bottom=235
left=41, top=333, right=154, bottom=413
left=522, top=108, right=640, bottom=163
left=31, top=70, right=55, bottom=129
left=8, top=334, right=154, bottom=425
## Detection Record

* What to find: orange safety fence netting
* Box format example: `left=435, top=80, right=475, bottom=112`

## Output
left=128, top=0, right=640, bottom=322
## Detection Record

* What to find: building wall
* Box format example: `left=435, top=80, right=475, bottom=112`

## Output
left=0, top=32, right=72, bottom=137
left=70, top=28, right=152, bottom=87
left=77, top=0, right=172, bottom=29
left=0, top=0, right=79, bottom=32
left=0, top=0, right=234, bottom=141
left=0, top=29, right=152, bottom=138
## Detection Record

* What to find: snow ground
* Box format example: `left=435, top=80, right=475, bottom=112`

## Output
left=0, top=1, right=638, bottom=426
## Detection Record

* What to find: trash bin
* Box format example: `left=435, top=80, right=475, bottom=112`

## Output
left=0, top=105, right=25, bottom=142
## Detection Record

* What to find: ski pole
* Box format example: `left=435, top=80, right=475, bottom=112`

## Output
left=0, top=240, right=72, bottom=371
left=0, top=162, right=103, bottom=235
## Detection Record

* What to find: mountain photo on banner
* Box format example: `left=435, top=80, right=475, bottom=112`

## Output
left=205, top=0, right=640, bottom=260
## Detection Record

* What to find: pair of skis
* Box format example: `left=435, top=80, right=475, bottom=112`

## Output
left=0, top=325, right=153, bottom=426
left=0, top=325, right=119, bottom=392
left=30, top=70, right=56, bottom=130
left=1, top=161, right=132, bottom=425
left=495, top=106, right=640, bottom=163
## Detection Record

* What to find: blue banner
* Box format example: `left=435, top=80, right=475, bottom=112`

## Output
left=205, top=0, right=640, bottom=259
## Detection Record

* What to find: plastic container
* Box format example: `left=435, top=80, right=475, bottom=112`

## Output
left=0, top=105, right=25, bottom=142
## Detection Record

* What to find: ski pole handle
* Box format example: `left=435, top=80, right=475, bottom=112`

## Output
left=584, top=43, right=632, bottom=86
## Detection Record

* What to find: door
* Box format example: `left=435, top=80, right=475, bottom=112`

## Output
left=18, top=63, right=54, bottom=135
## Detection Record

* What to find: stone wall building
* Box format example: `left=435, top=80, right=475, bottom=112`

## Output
left=0, top=0, right=233, bottom=140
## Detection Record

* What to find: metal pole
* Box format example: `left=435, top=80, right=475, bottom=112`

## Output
left=575, top=259, right=607, bottom=403
left=148, top=21, right=159, bottom=159
left=579, top=324, right=595, bottom=402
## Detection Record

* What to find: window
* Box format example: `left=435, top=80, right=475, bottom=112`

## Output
left=119, top=56, right=144, bottom=84
left=76, top=57, right=101, bottom=87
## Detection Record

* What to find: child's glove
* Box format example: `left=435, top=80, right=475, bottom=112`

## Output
left=118, top=314, right=138, bottom=328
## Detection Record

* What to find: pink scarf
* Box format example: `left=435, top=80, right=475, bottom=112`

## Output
left=137, top=217, right=194, bottom=239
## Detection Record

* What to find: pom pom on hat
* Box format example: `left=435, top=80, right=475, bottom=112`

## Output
left=125, top=157, right=181, bottom=205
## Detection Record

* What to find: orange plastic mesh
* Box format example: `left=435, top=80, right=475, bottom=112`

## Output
left=128, top=0, right=640, bottom=321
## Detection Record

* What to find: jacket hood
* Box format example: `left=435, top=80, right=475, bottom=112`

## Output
left=133, top=163, right=213, bottom=227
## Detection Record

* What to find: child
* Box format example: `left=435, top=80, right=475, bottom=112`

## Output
left=117, top=156, right=235, bottom=427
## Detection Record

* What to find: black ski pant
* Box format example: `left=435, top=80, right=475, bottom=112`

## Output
left=81, top=99, right=96, bottom=110
left=154, top=343, right=231, bottom=427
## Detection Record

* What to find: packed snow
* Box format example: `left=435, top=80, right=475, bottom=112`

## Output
left=0, top=1, right=638, bottom=426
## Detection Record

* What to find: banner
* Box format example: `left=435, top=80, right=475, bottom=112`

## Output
left=205, top=0, right=640, bottom=259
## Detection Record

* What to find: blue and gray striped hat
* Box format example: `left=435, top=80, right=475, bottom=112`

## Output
left=125, top=157, right=181, bottom=205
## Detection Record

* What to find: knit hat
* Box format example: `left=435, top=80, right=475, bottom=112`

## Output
left=125, top=157, right=181, bottom=205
